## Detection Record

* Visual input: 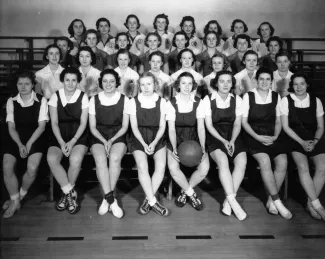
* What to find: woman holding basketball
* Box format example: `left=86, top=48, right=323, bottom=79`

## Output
left=203, top=71, right=247, bottom=220
left=166, top=72, right=209, bottom=211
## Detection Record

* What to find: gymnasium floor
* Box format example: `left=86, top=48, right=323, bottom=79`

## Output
left=1, top=177, right=325, bottom=259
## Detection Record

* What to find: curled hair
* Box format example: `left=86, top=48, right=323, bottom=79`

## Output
left=275, top=50, right=291, bottom=62
left=98, top=69, right=120, bottom=89
left=144, top=32, right=162, bottom=48
left=115, top=32, right=132, bottom=50
left=203, top=31, right=221, bottom=47
left=54, top=36, right=74, bottom=53
left=255, top=67, right=274, bottom=82
left=210, top=54, right=229, bottom=71
left=233, top=34, right=252, bottom=49
left=76, top=46, right=96, bottom=66
left=230, top=19, right=248, bottom=33
left=173, top=72, right=198, bottom=92
left=288, top=71, right=311, bottom=93
left=177, top=48, right=196, bottom=67
left=179, top=16, right=196, bottom=36
left=210, top=70, right=236, bottom=91
left=124, top=14, right=141, bottom=30
left=59, top=67, right=82, bottom=83
left=15, top=70, right=37, bottom=86
left=42, top=44, right=62, bottom=61
left=149, top=51, right=165, bottom=66
left=138, top=71, right=160, bottom=93
left=266, top=36, right=283, bottom=50
left=115, top=49, right=132, bottom=66
left=153, top=13, right=169, bottom=31
left=257, top=22, right=275, bottom=37
left=67, top=19, right=87, bottom=38
left=203, top=20, right=223, bottom=36
left=84, top=29, right=100, bottom=45
left=96, top=17, right=111, bottom=30
left=172, top=31, right=190, bottom=48
left=241, top=50, right=258, bottom=66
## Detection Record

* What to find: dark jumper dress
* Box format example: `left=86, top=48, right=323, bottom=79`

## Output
left=89, top=94, right=127, bottom=147
left=4, top=93, right=46, bottom=158
left=49, top=91, right=88, bottom=148
left=287, top=94, right=325, bottom=156
left=244, top=91, right=287, bottom=159
left=206, top=94, right=246, bottom=158
left=167, top=96, right=201, bottom=151
left=128, top=96, right=166, bottom=154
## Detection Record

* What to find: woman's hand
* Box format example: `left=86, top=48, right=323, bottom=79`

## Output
left=104, top=139, right=113, bottom=157
left=301, top=140, right=314, bottom=152
left=172, top=149, right=180, bottom=162
left=18, top=144, right=28, bottom=158
left=227, top=141, right=235, bottom=157
left=256, top=135, right=274, bottom=146
left=63, top=138, right=77, bottom=157
left=148, top=142, right=156, bottom=154
left=25, top=141, right=33, bottom=155
left=143, top=143, right=153, bottom=156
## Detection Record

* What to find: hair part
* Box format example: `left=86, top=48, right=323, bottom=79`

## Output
left=43, top=44, right=62, bottom=61
left=124, top=14, right=141, bottom=30
left=179, top=16, right=196, bottom=36
left=210, top=70, right=236, bottom=91
left=256, top=67, right=274, bottom=82
left=96, top=17, right=111, bottom=30
left=98, top=69, right=120, bottom=89
left=67, top=19, right=87, bottom=38
left=234, top=34, right=252, bottom=49
left=177, top=48, right=196, bottom=66
left=138, top=71, right=160, bottom=93
left=230, top=19, right=248, bottom=33
left=76, top=46, right=97, bottom=66
left=203, top=20, right=223, bottom=36
left=172, top=31, right=190, bottom=48
left=288, top=71, right=311, bottom=92
left=59, top=67, right=82, bottom=83
left=173, top=71, right=198, bottom=92
left=144, top=32, right=162, bottom=48
left=257, top=21, right=275, bottom=37
left=153, top=13, right=169, bottom=31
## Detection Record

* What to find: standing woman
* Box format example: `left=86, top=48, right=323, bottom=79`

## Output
left=47, top=67, right=89, bottom=214
left=179, top=16, right=203, bottom=55
left=168, top=31, right=189, bottom=75
left=258, top=36, right=283, bottom=72
left=89, top=69, right=130, bottom=218
left=2, top=71, right=48, bottom=218
left=96, top=17, right=115, bottom=55
left=127, top=72, right=170, bottom=216
left=280, top=72, right=325, bottom=220
left=152, top=13, right=174, bottom=54
left=67, top=19, right=87, bottom=56
left=272, top=51, right=293, bottom=97
left=203, top=20, right=225, bottom=53
left=203, top=71, right=247, bottom=220
left=241, top=67, right=292, bottom=219
left=167, top=72, right=209, bottom=211
left=124, top=14, right=146, bottom=56
left=254, top=22, right=275, bottom=58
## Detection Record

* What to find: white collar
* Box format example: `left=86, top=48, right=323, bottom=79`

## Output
left=98, top=91, right=121, bottom=102
left=290, top=93, right=309, bottom=102
left=175, top=93, right=196, bottom=103
left=43, top=64, right=64, bottom=74
left=138, top=92, right=159, bottom=103
left=59, top=88, right=81, bottom=105
left=211, top=91, right=234, bottom=101
left=13, top=90, right=39, bottom=104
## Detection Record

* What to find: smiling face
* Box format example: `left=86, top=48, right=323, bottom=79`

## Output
left=117, top=35, right=129, bottom=49
left=212, top=56, right=224, bottom=72
left=234, top=22, right=245, bottom=35
left=117, top=53, right=130, bottom=69
left=47, top=47, right=60, bottom=65
left=73, top=21, right=84, bottom=37
left=139, top=76, right=155, bottom=96
left=85, top=33, right=98, bottom=48
left=217, top=74, right=233, bottom=94
left=180, top=51, right=193, bottom=69
left=268, top=41, right=280, bottom=55
left=276, top=56, right=290, bottom=72
left=127, top=17, right=138, bottom=32
left=206, top=33, right=217, bottom=48
left=156, top=18, right=167, bottom=32
left=244, top=54, right=258, bottom=71
left=182, top=21, right=194, bottom=36
left=147, top=35, right=160, bottom=50
left=257, top=73, right=272, bottom=91
left=17, top=77, right=33, bottom=96
left=98, top=21, right=110, bottom=35
left=63, top=73, right=78, bottom=93
left=175, top=34, right=187, bottom=49
left=102, top=73, right=117, bottom=94
left=292, top=77, right=308, bottom=97
left=149, top=55, right=163, bottom=72
left=179, top=76, right=194, bottom=95
left=260, top=24, right=271, bottom=39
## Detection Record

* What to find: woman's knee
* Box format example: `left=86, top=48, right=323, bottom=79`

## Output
left=2, top=158, right=15, bottom=176
left=69, top=155, right=84, bottom=167
left=109, top=152, right=123, bottom=166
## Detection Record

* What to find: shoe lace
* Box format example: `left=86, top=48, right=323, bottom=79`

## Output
left=66, top=192, right=74, bottom=209
left=58, top=194, right=67, bottom=205
left=178, top=192, right=187, bottom=203
left=190, top=194, right=200, bottom=207
left=153, top=202, right=166, bottom=215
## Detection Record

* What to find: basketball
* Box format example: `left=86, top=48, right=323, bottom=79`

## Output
left=177, top=140, right=202, bottom=167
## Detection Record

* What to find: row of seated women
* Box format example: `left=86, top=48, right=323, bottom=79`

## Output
left=2, top=65, right=325, bottom=223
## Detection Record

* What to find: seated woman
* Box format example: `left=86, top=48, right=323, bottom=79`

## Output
left=167, top=72, right=209, bottom=211
left=203, top=71, right=247, bottom=220
left=35, top=44, right=64, bottom=99
left=228, top=34, right=251, bottom=74
left=242, top=67, right=292, bottom=220
left=77, top=46, right=101, bottom=97
left=152, top=13, right=174, bottom=54
left=89, top=69, right=130, bottom=219
left=114, top=49, right=139, bottom=97
left=2, top=71, right=48, bottom=219
left=96, top=17, right=115, bottom=55
left=179, top=16, right=203, bottom=55
left=203, top=20, right=225, bottom=53
left=148, top=51, right=172, bottom=100
left=124, top=14, right=146, bottom=56
left=280, top=72, right=325, bottom=221
left=196, top=31, right=228, bottom=77
left=258, top=36, right=283, bottom=72
left=272, top=50, right=293, bottom=97
left=234, top=50, right=258, bottom=96
left=67, top=19, right=87, bottom=56
left=127, top=72, right=170, bottom=216
left=138, top=32, right=169, bottom=75
left=47, top=67, right=89, bottom=214
left=54, top=36, right=77, bottom=68
left=106, top=32, right=139, bottom=71
left=168, top=31, right=190, bottom=75
left=254, top=22, right=275, bottom=58
left=84, top=29, right=109, bottom=71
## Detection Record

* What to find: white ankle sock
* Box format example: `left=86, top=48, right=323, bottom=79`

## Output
left=10, top=193, right=19, bottom=201
left=311, top=199, right=322, bottom=209
left=148, top=196, right=157, bottom=206
left=185, top=186, right=194, bottom=196
left=61, top=183, right=73, bottom=194
left=19, top=188, right=27, bottom=199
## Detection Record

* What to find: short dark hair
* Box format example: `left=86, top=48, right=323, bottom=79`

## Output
left=257, top=22, right=275, bottom=37
left=266, top=36, right=283, bottom=50
left=124, top=14, right=141, bottom=29
left=241, top=50, right=258, bottom=66
left=234, top=34, right=252, bottom=49
left=288, top=71, right=311, bottom=92
left=149, top=51, right=165, bottom=66
left=59, top=67, right=82, bottom=83
left=144, top=32, right=162, bottom=48
left=54, top=36, right=74, bottom=52
left=96, top=17, right=111, bottom=30
left=203, top=31, right=221, bottom=47
left=275, top=50, right=291, bottom=62
left=177, top=48, right=196, bottom=66
left=153, top=13, right=169, bottom=31
left=15, top=70, right=37, bottom=86
left=68, top=19, right=87, bottom=38
left=76, top=46, right=97, bottom=66
left=98, top=69, right=120, bottom=89
left=230, top=19, right=248, bottom=33
left=173, top=71, right=198, bottom=92
left=210, top=54, right=229, bottom=70
left=203, top=20, right=223, bottom=36
left=180, top=16, right=196, bottom=36
left=84, top=29, right=100, bottom=45
left=115, top=32, right=132, bottom=50
left=43, top=44, right=62, bottom=61
left=172, top=31, right=190, bottom=48
left=255, top=67, right=274, bottom=82
left=115, top=49, right=132, bottom=66
left=210, top=70, right=236, bottom=91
